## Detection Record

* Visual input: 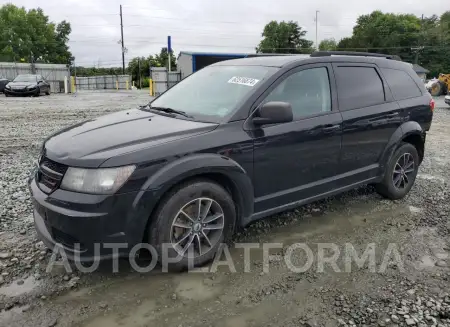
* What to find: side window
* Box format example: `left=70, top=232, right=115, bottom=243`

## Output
left=335, top=66, right=385, bottom=110
left=381, top=68, right=422, bottom=100
left=264, top=67, right=331, bottom=118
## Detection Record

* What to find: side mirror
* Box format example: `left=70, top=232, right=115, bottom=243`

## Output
left=252, top=101, right=293, bottom=126
left=38, top=80, right=43, bottom=84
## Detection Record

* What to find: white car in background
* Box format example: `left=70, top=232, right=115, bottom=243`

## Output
left=445, top=94, right=450, bottom=106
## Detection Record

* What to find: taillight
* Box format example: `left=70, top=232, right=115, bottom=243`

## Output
left=429, top=98, right=435, bottom=111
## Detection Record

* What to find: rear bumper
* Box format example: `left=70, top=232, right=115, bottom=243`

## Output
left=4, top=88, right=38, bottom=96
left=29, top=177, right=154, bottom=261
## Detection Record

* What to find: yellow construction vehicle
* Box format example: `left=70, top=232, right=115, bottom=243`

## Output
left=426, top=73, right=450, bottom=96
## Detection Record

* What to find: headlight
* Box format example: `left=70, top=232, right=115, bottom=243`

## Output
left=5, top=84, right=11, bottom=89
left=61, top=165, right=135, bottom=194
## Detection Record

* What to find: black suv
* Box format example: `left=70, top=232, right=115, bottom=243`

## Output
left=29, top=52, right=434, bottom=268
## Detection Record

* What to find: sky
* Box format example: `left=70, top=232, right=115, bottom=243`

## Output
left=5, top=0, right=450, bottom=67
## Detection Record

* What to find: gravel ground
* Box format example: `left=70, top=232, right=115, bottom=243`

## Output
left=0, top=92, right=449, bottom=327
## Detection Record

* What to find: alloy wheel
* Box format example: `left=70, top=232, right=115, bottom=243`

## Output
left=170, top=197, right=225, bottom=258
left=392, top=153, right=415, bottom=189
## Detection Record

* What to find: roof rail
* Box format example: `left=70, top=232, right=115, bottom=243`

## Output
left=310, top=51, right=402, bottom=61
left=245, top=53, right=296, bottom=57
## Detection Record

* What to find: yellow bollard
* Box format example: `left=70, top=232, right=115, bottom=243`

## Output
left=132, top=81, right=135, bottom=88
left=149, top=79, right=153, bottom=96
left=116, top=80, right=119, bottom=90
left=71, top=76, right=76, bottom=93
left=126, top=80, right=129, bottom=90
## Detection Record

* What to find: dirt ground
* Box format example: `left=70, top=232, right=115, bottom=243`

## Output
left=0, top=92, right=449, bottom=327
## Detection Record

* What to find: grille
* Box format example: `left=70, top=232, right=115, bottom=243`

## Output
left=37, top=157, right=67, bottom=193
left=40, top=157, right=68, bottom=175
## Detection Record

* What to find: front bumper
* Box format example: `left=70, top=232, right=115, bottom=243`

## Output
left=4, top=88, right=38, bottom=96
left=29, top=177, right=152, bottom=261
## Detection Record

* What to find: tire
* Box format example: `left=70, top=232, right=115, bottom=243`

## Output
left=148, top=179, right=236, bottom=271
left=375, top=142, right=419, bottom=200
left=430, top=81, right=444, bottom=96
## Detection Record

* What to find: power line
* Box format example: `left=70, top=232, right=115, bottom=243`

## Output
left=2, top=39, right=450, bottom=50
left=69, top=22, right=357, bottom=28
left=68, top=31, right=262, bottom=40
left=56, top=13, right=119, bottom=17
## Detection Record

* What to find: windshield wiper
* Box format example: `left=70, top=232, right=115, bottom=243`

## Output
left=143, top=105, right=194, bottom=119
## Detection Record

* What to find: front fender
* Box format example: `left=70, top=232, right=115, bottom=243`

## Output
left=131, top=154, right=254, bottom=240
left=379, top=121, right=423, bottom=175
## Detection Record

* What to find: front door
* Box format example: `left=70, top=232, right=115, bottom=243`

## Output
left=250, top=64, right=343, bottom=214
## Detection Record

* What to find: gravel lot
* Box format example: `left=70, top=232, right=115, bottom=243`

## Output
left=0, top=92, right=449, bottom=327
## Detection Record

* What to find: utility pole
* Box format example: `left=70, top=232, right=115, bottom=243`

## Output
left=120, top=4, right=125, bottom=75
left=315, top=10, right=319, bottom=50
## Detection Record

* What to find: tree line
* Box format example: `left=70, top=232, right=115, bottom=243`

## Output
left=317, top=11, right=450, bottom=77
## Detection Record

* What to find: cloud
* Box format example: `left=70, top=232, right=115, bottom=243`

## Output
left=11, top=0, right=450, bottom=67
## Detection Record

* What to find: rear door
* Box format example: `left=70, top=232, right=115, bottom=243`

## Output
left=333, top=63, right=403, bottom=184
left=251, top=63, right=343, bottom=214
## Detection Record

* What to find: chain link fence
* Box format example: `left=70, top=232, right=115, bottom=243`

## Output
left=74, top=75, right=132, bottom=91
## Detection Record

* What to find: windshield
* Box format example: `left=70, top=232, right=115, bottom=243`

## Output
left=13, top=75, right=37, bottom=83
left=149, top=65, right=276, bottom=122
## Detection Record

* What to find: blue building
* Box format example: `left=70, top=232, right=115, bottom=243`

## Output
left=177, top=51, right=249, bottom=79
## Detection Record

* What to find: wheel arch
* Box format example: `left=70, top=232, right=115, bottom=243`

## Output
left=379, top=121, right=425, bottom=175
left=136, top=154, right=254, bottom=243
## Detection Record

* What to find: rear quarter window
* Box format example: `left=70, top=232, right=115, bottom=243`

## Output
left=334, top=66, right=385, bottom=111
left=381, top=68, right=422, bottom=100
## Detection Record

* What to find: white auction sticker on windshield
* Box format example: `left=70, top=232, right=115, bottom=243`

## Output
left=228, top=76, right=260, bottom=86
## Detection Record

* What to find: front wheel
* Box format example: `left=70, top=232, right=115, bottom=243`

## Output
left=148, top=180, right=236, bottom=271
left=376, top=142, right=419, bottom=200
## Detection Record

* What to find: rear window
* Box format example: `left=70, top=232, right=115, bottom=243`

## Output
left=381, top=68, right=422, bottom=100
left=335, top=66, right=385, bottom=110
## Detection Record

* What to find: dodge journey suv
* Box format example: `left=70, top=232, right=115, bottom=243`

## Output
left=29, top=51, right=434, bottom=269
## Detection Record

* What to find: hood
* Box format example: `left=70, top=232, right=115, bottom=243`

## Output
left=44, top=109, right=218, bottom=168
left=7, top=81, right=37, bottom=88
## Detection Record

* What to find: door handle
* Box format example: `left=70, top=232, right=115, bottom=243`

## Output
left=322, top=124, right=340, bottom=133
